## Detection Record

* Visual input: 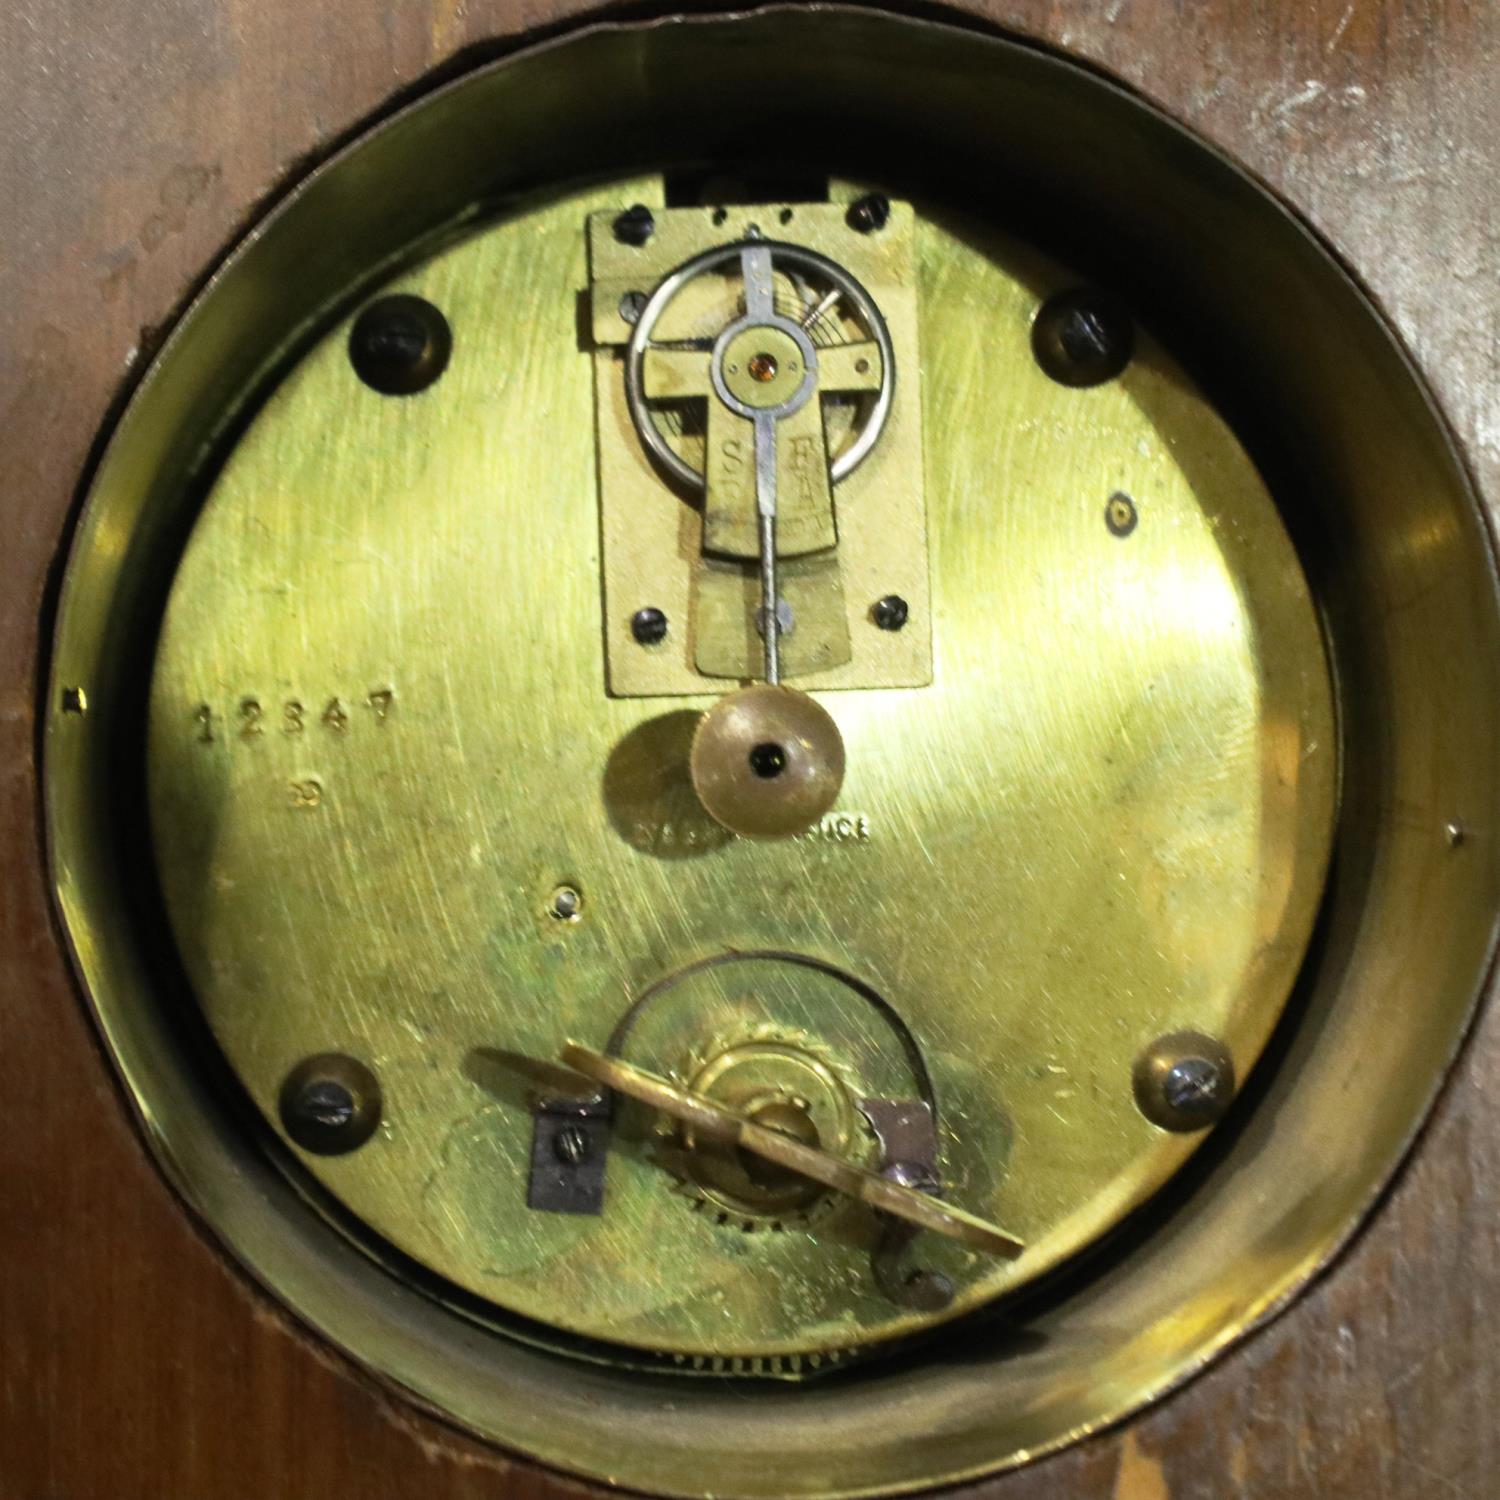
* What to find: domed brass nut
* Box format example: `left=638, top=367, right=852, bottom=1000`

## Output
left=690, top=685, right=845, bottom=839
left=1133, top=1031, right=1235, bottom=1131
left=279, top=1053, right=382, bottom=1154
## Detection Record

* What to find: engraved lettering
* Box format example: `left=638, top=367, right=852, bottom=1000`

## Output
left=794, top=812, right=874, bottom=844
left=289, top=778, right=322, bottom=808
left=625, top=815, right=726, bottom=854
left=367, top=688, right=394, bottom=722
left=284, top=700, right=305, bottom=735
left=788, top=433, right=819, bottom=507
left=321, top=697, right=349, bottom=733
left=194, top=703, right=215, bottom=744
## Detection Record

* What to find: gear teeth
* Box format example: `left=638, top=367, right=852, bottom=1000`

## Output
left=662, top=1023, right=858, bottom=1231
left=662, top=1349, right=859, bottom=1377
left=672, top=1020, right=833, bottom=1086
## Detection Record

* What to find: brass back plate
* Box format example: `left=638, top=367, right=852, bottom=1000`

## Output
left=144, top=178, right=1334, bottom=1360
left=43, top=8, right=1500, bottom=1496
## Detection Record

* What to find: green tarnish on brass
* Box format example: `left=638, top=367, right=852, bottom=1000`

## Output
left=142, top=177, right=1333, bottom=1360
left=42, top=9, right=1500, bottom=1498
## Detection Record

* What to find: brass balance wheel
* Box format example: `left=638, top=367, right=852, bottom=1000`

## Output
left=42, top=6, right=1500, bottom=1497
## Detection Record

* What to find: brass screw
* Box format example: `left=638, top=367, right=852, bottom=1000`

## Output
left=279, top=1054, right=382, bottom=1154
left=1133, top=1032, right=1234, bottom=1131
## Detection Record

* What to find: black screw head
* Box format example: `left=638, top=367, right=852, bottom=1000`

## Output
left=846, top=193, right=891, bottom=234
left=613, top=204, right=656, bottom=247
left=631, top=606, right=669, bottom=645
left=348, top=295, right=451, bottom=396
left=1031, top=288, right=1134, bottom=388
left=279, top=1054, right=381, bottom=1154
left=1133, top=1032, right=1235, bottom=1132
left=872, top=594, right=910, bottom=632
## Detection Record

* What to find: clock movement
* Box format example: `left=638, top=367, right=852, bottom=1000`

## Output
left=41, top=6, right=1500, bottom=1495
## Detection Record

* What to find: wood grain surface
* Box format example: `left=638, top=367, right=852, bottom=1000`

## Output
left=1, top=2, right=1496, bottom=1497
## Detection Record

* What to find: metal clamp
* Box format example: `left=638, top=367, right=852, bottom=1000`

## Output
left=857, top=1097, right=956, bottom=1311
left=526, top=1094, right=612, bottom=1215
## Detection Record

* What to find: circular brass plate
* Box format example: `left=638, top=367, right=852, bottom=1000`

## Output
left=143, top=176, right=1332, bottom=1358
left=42, top=6, right=1500, bottom=1496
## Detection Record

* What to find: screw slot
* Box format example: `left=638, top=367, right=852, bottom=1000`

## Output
left=613, top=204, right=656, bottom=246
left=279, top=1054, right=381, bottom=1154
left=1032, top=288, right=1134, bottom=387
left=846, top=193, right=891, bottom=233
left=302, top=1081, right=354, bottom=1130
left=348, top=295, right=452, bottom=396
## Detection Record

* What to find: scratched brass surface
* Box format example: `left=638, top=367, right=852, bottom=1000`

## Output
left=144, top=177, right=1336, bottom=1359
left=47, top=8, right=1500, bottom=1494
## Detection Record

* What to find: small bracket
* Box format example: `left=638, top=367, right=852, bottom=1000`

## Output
left=857, top=1097, right=955, bottom=1310
left=526, top=1095, right=612, bottom=1215
left=588, top=194, right=931, bottom=697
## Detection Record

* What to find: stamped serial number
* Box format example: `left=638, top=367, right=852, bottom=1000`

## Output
left=192, top=688, right=395, bottom=743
